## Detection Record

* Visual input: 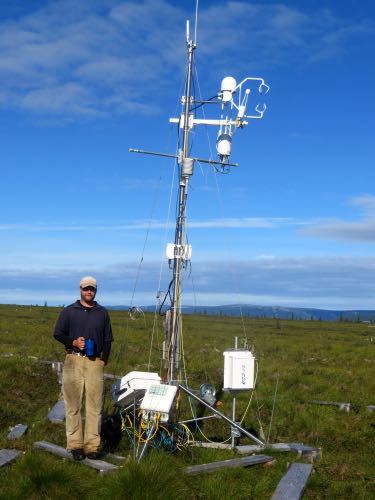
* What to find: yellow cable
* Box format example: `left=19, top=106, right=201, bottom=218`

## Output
left=159, top=424, right=171, bottom=436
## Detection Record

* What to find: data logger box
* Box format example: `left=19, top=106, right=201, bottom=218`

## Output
left=223, top=350, right=255, bottom=391
left=141, top=383, right=178, bottom=422
left=112, top=371, right=161, bottom=406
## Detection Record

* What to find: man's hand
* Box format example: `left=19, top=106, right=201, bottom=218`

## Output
left=72, top=337, right=85, bottom=350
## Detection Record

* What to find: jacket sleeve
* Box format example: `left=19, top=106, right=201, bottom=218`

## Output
left=53, top=308, right=74, bottom=349
left=104, top=311, right=114, bottom=342
left=101, top=311, right=113, bottom=363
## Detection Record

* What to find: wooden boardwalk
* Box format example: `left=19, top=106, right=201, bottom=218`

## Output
left=183, top=454, right=273, bottom=475
left=0, top=449, right=22, bottom=468
left=7, top=424, right=28, bottom=440
left=47, top=400, right=65, bottom=423
left=271, top=463, right=313, bottom=500
left=236, top=442, right=321, bottom=462
left=33, top=441, right=118, bottom=473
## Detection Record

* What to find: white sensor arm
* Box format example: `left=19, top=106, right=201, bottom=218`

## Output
left=233, top=77, right=270, bottom=95
left=169, top=74, right=269, bottom=166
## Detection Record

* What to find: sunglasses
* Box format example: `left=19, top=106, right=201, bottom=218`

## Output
left=81, top=286, right=96, bottom=292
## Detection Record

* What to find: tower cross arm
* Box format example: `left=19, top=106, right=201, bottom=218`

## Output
left=169, top=117, right=247, bottom=127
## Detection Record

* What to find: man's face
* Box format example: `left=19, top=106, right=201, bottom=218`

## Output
left=80, top=286, right=97, bottom=304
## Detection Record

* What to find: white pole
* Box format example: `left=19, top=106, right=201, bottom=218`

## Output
left=231, top=336, right=238, bottom=448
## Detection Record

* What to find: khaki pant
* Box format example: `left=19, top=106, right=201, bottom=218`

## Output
left=63, top=354, right=104, bottom=453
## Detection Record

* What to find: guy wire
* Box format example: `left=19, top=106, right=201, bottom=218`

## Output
left=239, top=360, right=259, bottom=425
left=110, top=147, right=173, bottom=381
left=194, top=62, right=215, bottom=165
left=211, top=164, right=248, bottom=339
left=147, top=154, right=178, bottom=373
left=194, top=60, right=249, bottom=338
left=147, top=57, right=189, bottom=373
left=267, top=372, right=280, bottom=444
left=254, top=389, right=266, bottom=442
left=194, top=0, right=199, bottom=45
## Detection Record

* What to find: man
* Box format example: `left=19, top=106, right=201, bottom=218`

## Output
left=54, top=276, right=113, bottom=460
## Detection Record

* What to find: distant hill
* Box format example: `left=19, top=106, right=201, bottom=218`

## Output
left=107, top=304, right=375, bottom=322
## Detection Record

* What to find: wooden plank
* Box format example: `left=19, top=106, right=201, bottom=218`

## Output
left=51, top=361, right=63, bottom=385
left=308, top=400, right=351, bottom=412
left=83, top=456, right=118, bottom=473
left=236, top=443, right=291, bottom=454
left=33, top=441, right=72, bottom=460
left=289, top=444, right=322, bottom=461
left=106, top=452, right=128, bottom=461
left=0, top=449, right=22, bottom=467
left=183, top=454, right=273, bottom=475
left=48, top=400, right=65, bottom=423
left=7, top=424, right=28, bottom=440
left=271, top=463, right=313, bottom=500
left=191, top=441, right=233, bottom=450
left=33, top=441, right=118, bottom=473
left=237, top=443, right=321, bottom=462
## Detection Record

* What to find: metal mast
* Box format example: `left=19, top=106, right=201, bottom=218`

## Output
left=121, top=15, right=272, bottom=458
left=168, top=23, right=196, bottom=384
left=129, top=18, right=269, bottom=387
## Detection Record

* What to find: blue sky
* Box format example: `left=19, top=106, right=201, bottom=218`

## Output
left=0, top=0, right=375, bottom=309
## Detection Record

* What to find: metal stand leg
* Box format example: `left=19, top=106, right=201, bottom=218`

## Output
left=137, top=421, right=156, bottom=463
left=231, top=393, right=240, bottom=448
left=133, top=397, right=137, bottom=460
left=179, top=384, right=264, bottom=446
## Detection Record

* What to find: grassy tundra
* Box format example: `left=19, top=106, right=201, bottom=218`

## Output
left=0, top=304, right=374, bottom=499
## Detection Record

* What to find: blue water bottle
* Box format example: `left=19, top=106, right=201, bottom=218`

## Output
left=85, top=338, right=95, bottom=357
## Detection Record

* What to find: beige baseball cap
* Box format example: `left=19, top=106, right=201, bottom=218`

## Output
left=80, top=276, right=97, bottom=289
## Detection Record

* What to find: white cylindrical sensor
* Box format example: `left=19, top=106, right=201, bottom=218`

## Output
left=238, top=104, right=246, bottom=119
left=221, top=76, right=237, bottom=103
left=182, top=157, right=194, bottom=176
left=217, top=133, right=232, bottom=158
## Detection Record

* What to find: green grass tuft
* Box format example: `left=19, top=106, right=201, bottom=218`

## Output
left=0, top=305, right=375, bottom=498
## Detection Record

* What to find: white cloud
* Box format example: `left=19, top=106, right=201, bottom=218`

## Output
left=20, top=83, right=100, bottom=116
left=197, top=2, right=373, bottom=71
left=1, top=255, right=375, bottom=309
left=0, top=216, right=292, bottom=232
left=187, top=217, right=283, bottom=228
left=2, top=193, right=375, bottom=248
left=0, top=1, right=372, bottom=117
left=301, top=194, right=375, bottom=242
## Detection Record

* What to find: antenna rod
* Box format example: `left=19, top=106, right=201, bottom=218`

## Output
left=129, top=148, right=239, bottom=167
left=182, top=41, right=194, bottom=158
